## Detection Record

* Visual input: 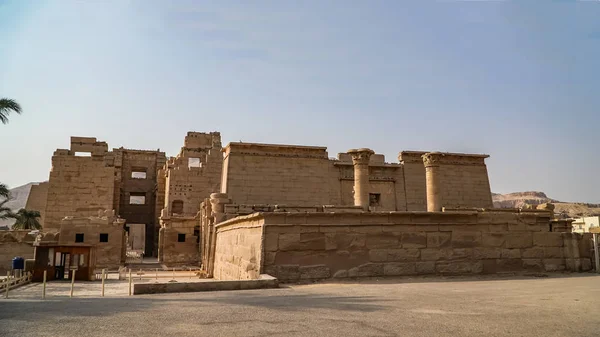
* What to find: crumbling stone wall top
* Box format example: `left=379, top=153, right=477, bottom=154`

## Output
left=223, top=142, right=328, bottom=159
left=184, top=131, right=221, bottom=149
left=69, top=136, right=109, bottom=155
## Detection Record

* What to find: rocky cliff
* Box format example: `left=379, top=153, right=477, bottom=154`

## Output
left=493, top=191, right=600, bottom=218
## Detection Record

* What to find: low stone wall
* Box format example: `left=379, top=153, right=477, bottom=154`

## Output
left=211, top=211, right=594, bottom=282
left=213, top=216, right=264, bottom=280
left=0, top=231, right=36, bottom=274
left=134, top=275, right=278, bottom=295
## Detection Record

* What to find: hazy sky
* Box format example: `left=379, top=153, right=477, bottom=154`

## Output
left=1, top=0, right=599, bottom=203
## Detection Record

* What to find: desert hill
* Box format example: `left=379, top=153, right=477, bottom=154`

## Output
left=492, top=191, right=600, bottom=218
left=0, top=182, right=42, bottom=228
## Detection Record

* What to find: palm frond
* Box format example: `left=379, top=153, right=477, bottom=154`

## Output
left=0, top=182, right=9, bottom=199
left=12, top=208, right=41, bottom=230
left=0, top=98, right=23, bottom=125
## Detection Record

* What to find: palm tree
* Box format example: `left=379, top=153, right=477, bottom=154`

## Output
left=0, top=200, right=13, bottom=220
left=0, top=98, right=22, bottom=124
left=0, top=183, right=10, bottom=199
left=11, top=209, right=42, bottom=230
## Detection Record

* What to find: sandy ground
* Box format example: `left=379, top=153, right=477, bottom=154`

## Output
left=1, top=274, right=599, bottom=337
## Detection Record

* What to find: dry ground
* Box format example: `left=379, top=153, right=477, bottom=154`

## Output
left=1, top=274, right=599, bottom=337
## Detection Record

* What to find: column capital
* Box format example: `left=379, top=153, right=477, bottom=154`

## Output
left=422, top=152, right=443, bottom=167
left=347, top=148, right=374, bottom=165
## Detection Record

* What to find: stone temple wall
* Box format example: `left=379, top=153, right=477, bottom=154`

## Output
left=25, top=182, right=49, bottom=227
left=58, top=212, right=126, bottom=269
left=163, top=132, right=222, bottom=217
left=158, top=215, right=199, bottom=265
left=220, top=143, right=494, bottom=212
left=211, top=210, right=594, bottom=282
left=213, top=218, right=263, bottom=280
left=423, top=152, right=493, bottom=209
left=44, top=137, right=116, bottom=231
left=221, top=143, right=335, bottom=207
left=0, top=231, right=36, bottom=274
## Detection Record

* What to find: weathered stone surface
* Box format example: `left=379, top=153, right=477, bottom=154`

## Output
left=501, top=249, right=521, bottom=259
left=348, top=263, right=384, bottom=277
left=383, top=262, right=416, bottom=276
left=426, top=232, right=451, bottom=248
left=325, top=233, right=366, bottom=251
left=387, top=248, right=421, bottom=262
left=543, top=259, right=566, bottom=272
left=451, top=231, right=482, bottom=248
left=521, top=247, right=544, bottom=259
left=473, top=247, right=502, bottom=259
left=299, top=265, right=331, bottom=279
left=496, top=259, right=523, bottom=272
left=366, top=234, right=399, bottom=249
left=544, top=247, right=564, bottom=258
left=332, top=269, right=348, bottom=278
left=533, top=233, right=563, bottom=247
left=264, top=233, right=279, bottom=252
left=278, top=232, right=326, bottom=251
left=481, top=233, right=505, bottom=247
left=504, top=233, right=532, bottom=249
left=522, top=259, right=544, bottom=271
left=481, top=259, right=497, bottom=274
left=401, top=232, right=427, bottom=248
left=265, top=264, right=300, bottom=281
left=416, top=261, right=436, bottom=274
left=420, top=248, right=450, bottom=261
left=435, top=261, right=482, bottom=274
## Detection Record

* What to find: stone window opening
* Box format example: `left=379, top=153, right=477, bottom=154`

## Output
left=172, top=200, right=184, bottom=215
left=75, top=233, right=84, bottom=243
left=177, top=233, right=186, bottom=243
left=131, top=168, right=147, bottom=179
left=74, top=152, right=91, bottom=157
left=129, top=192, right=146, bottom=205
left=99, top=233, right=109, bottom=242
left=188, top=158, right=201, bottom=168
left=369, top=193, right=381, bottom=207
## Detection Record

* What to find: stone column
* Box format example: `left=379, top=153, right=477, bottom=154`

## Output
left=347, top=148, right=374, bottom=211
left=422, top=152, right=442, bottom=212
left=209, top=193, right=230, bottom=224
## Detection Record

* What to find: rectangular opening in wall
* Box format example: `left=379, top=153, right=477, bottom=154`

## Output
left=188, top=158, right=201, bottom=168
left=74, top=152, right=92, bottom=157
left=129, top=193, right=146, bottom=205
left=99, top=233, right=109, bottom=242
left=177, top=233, right=186, bottom=242
left=131, top=168, right=147, bottom=179
left=369, top=193, right=381, bottom=207
left=75, top=233, right=84, bottom=243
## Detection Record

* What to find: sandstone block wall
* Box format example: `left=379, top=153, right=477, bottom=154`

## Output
left=221, top=143, right=334, bottom=206
left=25, top=182, right=49, bottom=227
left=335, top=156, right=407, bottom=211
left=114, top=149, right=166, bottom=256
left=163, top=132, right=222, bottom=217
left=58, top=215, right=125, bottom=268
left=211, top=211, right=594, bottom=282
left=213, top=216, right=263, bottom=280
left=221, top=144, right=420, bottom=211
left=0, top=231, right=36, bottom=274
left=158, top=216, right=199, bottom=265
left=399, top=151, right=427, bottom=211
left=44, top=137, right=115, bottom=231
left=433, top=154, right=493, bottom=209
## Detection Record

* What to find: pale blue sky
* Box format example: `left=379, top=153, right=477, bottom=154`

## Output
left=1, top=0, right=599, bottom=203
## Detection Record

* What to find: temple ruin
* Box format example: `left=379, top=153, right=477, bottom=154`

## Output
left=7, top=131, right=593, bottom=280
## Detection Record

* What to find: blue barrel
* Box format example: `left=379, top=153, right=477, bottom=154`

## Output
left=12, top=257, right=24, bottom=270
